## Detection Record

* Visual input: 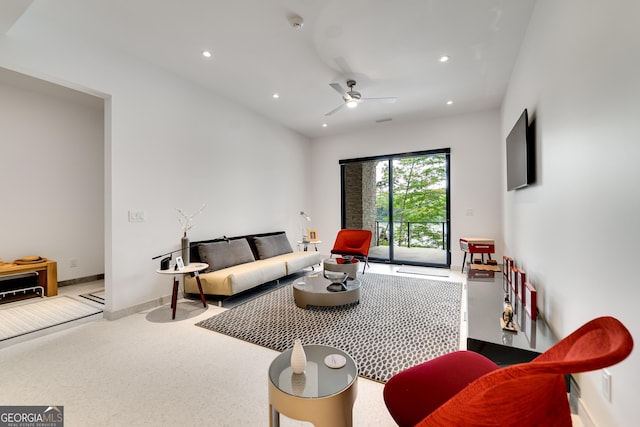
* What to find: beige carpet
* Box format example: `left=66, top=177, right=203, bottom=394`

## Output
left=0, top=296, right=103, bottom=341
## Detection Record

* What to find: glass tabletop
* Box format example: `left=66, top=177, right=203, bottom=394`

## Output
left=268, top=345, right=357, bottom=398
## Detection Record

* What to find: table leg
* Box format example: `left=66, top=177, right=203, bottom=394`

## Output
left=171, top=277, right=179, bottom=320
left=194, top=272, right=207, bottom=308
left=45, top=261, right=58, bottom=296
left=269, top=405, right=280, bottom=427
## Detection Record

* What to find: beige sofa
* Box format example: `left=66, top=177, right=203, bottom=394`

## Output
left=184, top=231, right=320, bottom=298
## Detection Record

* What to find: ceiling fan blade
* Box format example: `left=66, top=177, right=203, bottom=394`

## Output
left=333, top=57, right=354, bottom=75
left=325, top=103, right=346, bottom=116
left=329, top=83, right=348, bottom=96
left=360, top=97, right=397, bottom=104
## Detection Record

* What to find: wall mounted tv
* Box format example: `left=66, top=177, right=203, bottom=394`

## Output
left=506, top=108, right=535, bottom=191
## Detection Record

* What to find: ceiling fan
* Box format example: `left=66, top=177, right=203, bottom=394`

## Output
left=325, top=79, right=397, bottom=116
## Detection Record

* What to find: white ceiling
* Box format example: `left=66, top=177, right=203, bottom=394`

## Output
left=3, top=0, right=536, bottom=138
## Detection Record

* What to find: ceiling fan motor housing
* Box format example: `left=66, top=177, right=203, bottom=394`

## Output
left=344, top=80, right=361, bottom=101
left=344, top=91, right=361, bottom=101
left=326, top=78, right=396, bottom=115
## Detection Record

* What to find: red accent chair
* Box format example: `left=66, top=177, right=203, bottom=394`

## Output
left=330, top=229, right=373, bottom=273
left=384, top=316, right=633, bottom=427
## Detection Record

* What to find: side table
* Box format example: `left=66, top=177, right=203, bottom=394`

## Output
left=156, top=262, right=208, bottom=319
left=459, top=237, right=495, bottom=272
left=268, top=344, right=358, bottom=427
left=297, top=240, right=322, bottom=252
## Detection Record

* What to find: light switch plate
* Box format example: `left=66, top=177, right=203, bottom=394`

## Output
left=602, top=369, right=612, bottom=402
left=128, top=210, right=147, bottom=223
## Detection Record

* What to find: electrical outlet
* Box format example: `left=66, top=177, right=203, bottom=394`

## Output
left=602, top=369, right=612, bottom=402
left=70, top=258, right=78, bottom=268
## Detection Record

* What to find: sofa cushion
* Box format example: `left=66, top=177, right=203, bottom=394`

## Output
left=198, top=239, right=255, bottom=272
left=184, top=258, right=287, bottom=296
left=271, top=252, right=322, bottom=275
left=253, top=234, right=293, bottom=260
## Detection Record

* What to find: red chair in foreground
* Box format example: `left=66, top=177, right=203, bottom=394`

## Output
left=384, top=316, right=633, bottom=427
left=330, top=229, right=373, bottom=273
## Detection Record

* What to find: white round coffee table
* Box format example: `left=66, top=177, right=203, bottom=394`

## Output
left=292, top=273, right=360, bottom=309
left=324, top=257, right=360, bottom=280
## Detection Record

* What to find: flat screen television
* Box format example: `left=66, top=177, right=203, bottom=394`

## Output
left=506, top=109, right=534, bottom=191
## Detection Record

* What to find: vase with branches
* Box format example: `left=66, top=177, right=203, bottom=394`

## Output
left=176, top=204, right=206, bottom=265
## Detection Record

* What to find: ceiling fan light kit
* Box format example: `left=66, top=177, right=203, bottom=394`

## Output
left=325, top=79, right=397, bottom=116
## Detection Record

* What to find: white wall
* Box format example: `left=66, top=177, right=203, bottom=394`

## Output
left=310, top=109, right=503, bottom=268
left=502, top=0, right=640, bottom=424
left=0, top=74, right=104, bottom=281
left=0, top=7, right=311, bottom=316
left=4, top=2, right=636, bottom=422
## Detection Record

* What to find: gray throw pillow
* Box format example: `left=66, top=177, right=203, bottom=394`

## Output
left=253, top=234, right=293, bottom=259
left=198, top=239, right=255, bottom=272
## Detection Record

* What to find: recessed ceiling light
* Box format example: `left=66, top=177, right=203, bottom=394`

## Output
left=322, top=123, right=328, bottom=128
left=202, top=50, right=212, bottom=58
left=446, top=100, right=453, bottom=105
left=272, top=93, right=280, bottom=99
left=439, top=55, right=450, bottom=63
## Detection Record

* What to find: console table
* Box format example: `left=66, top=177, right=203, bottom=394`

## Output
left=466, top=269, right=556, bottom=365
left=0, top=260, right=58, bottom=296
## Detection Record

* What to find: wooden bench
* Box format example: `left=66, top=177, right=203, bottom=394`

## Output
left=0, top=260, right=58, bottom=296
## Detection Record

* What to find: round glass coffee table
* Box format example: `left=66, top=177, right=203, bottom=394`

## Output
left=268, top=344, right=358, bottom=427
left=292, top=273, right=360, bottom=309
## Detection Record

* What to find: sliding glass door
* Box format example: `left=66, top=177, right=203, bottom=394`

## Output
left=340, top=149, right=450, bottom=268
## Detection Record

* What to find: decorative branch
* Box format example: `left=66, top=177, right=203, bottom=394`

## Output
left=177, top=203, right=206, bottom=234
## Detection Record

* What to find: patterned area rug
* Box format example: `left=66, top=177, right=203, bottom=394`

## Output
left=0, top=296, right=103, bottom=341
left=396, top=267, right=450, bottom=277
left=196, top=273, right=462, bottom=383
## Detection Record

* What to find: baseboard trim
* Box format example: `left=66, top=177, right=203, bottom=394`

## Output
left=103, top=294, right=173, bottom=320
left=574, top=397, right=596, bottom=427
left=569, top=376, right=596, bottom=427
left=59, top=274, right=105, bottom=287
